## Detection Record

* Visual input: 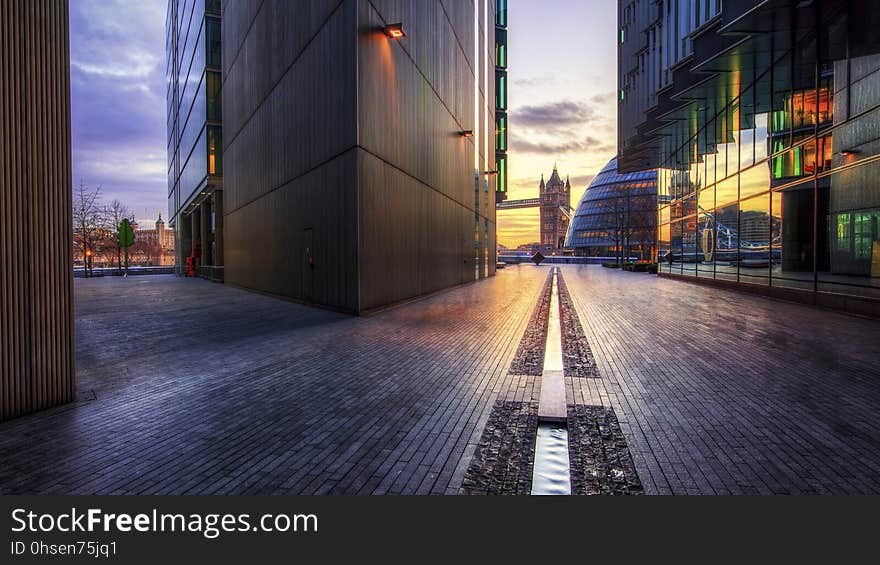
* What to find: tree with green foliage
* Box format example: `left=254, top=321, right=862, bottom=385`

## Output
left=118, top=218, right=135, bottom=277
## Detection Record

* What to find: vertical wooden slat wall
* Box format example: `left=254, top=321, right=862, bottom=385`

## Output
left=0, top=0, right=75, bottom=421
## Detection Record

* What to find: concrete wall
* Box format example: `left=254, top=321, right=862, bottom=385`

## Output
left=0, top=1, right=75, bottom=420
left=222, top=0, right=495, bottom=313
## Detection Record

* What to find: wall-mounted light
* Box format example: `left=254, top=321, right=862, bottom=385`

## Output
left=459, top=130, right=474, bottom=138
left=840, top=148, right=861, bottom=156
left=384, top=23, right=405, bottom=39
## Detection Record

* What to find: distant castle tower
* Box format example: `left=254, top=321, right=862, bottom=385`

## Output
left=156, top=213, right=165, bottom=241
left=540, top=163, right=572, bottom=250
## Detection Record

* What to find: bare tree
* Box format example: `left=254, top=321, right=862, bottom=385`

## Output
left=607, top=194, right=628, bottom=265
left=103, top=199, right=132, bottom=274
left=72, top=182, right=104, bottom=277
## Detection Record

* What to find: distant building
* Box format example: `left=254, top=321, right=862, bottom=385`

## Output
left=566, top=157, right=657, bottom=260
left=539, top=165, right=572, bottom=252
left=132, top=214, right=176, bottom=266
left=516, top=242, right=542, bottom=254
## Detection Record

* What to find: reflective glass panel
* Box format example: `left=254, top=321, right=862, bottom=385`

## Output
left=739, top=193, right=771, bottom=285
left=714, top=202, right=739, bottom=281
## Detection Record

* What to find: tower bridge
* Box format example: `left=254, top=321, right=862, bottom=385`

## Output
left=496, top=164, right=574, bottom=251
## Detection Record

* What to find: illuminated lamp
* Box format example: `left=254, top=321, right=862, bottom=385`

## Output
left=384, top=23, right=405, bottom=39
left=459, top=130, right=474, bottom=138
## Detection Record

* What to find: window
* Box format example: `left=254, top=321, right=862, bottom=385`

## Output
left=836, top=214, right=851, bottom=253
left=495, top=29, right=507, bottom=67
left=495, top=0, right=507, bottom=27
left=206, top=19, right=221, bottom=69
left=497, top=155, right=507, bottom=194
left=495, top=114, right=507, bottom=151
left=495, top=71, right=507, bottom=110
left=207, top=125, right=222, bottom=175
left=206, top=71, right=221, bottom=122
left=855, top=213, right=872, bottom=259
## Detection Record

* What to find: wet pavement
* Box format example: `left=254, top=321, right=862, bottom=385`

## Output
left=1, top=265, right=879, bottom=494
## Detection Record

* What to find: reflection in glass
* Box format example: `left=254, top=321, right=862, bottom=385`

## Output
left=739, top=162, right=771, bottom=200
left=771, top=191, right=783, bottom=283
left=658, top=221, right=671, bottom=274
left=714, top=202, right=739, bottom=281
left=754, top=113, right=770, bottom=162
left=739, top=194, right=770, bottom=284
left=670, top=220, right=683, bottom=274
left=682, top=215, right=697, bottom=276
left=715, top=174, right=738, bottom=208
left=697, top=209, right=714, bottom=278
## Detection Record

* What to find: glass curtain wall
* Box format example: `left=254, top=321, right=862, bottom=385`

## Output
left=657, top=6, right=880, bottom=301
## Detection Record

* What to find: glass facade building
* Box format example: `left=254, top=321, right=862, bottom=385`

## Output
left=565, top=157, right=658, bottom=259
left=166, top=0, right=223, bottom=278
left=495, top=0, right=508, bottom=204
left=618, top=0, right=880, bottom=316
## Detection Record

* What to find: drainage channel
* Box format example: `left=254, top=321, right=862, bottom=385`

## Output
left=531, top=267, right=572, bottom=495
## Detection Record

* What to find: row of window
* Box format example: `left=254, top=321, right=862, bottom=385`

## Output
left=495, top=0, right=508, bottom=200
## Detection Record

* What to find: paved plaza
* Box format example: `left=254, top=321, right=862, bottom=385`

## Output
left=1, top=266, right=879, bottom=494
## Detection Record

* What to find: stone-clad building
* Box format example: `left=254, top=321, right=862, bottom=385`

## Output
left=132, top=214, right=176, bottom=267
left=540, top=165, right=572, bottom=251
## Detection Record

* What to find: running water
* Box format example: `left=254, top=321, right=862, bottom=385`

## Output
left=531, top=423, right=572, bottom=495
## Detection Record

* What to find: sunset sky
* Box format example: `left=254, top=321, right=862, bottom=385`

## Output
left=69, top=0, right=618, bottom=244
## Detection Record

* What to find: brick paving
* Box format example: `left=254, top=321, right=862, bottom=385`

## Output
left=507, top=271, right=552, bottom=376
left=557, top=272, right=600, bottom=379
left=0, top=270, right=545, bottom=495
left=1, top=265, right=879, bottom=495
left=561, top=265, right=880, bottom=495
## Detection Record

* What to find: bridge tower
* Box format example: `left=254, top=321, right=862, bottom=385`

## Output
left=540, top=164, right=571, bottom=251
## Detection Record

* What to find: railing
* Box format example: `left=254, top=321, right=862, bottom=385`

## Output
left=498, top=255, right=636, bottom=265
left=73, top=266, right=175, bottom=277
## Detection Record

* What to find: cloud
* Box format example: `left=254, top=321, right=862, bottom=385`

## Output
left=569, top=175, right=597, bottom=189
left=509, top=133, right=615, bottom=156
left=513, top=75, right=557, bottom=88
left=497, top=209, right=541, bottom=247
left=511, top=100, right=600, bottom=130
left=70, top=0, right=168, bottom=225
left=505, top=96, right=617, bottom=163
left=590, top=91, right=617, bottom=105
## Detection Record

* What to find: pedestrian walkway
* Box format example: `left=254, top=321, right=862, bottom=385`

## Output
left=1, top=265, right=878, bottom=495
left=561, top=265, right=880, bottom=494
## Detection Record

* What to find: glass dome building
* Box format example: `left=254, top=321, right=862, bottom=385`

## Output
left=565, top=157, right=658, bottom=259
